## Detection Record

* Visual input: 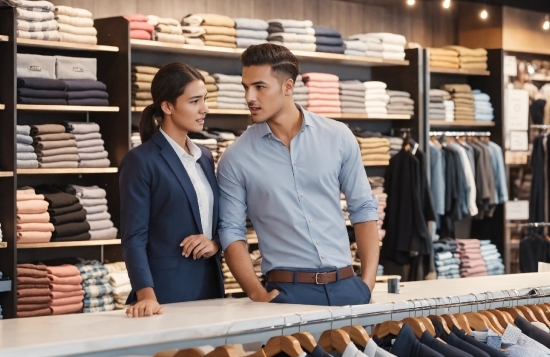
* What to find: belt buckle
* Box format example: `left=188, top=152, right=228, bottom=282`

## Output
left=315, top=272, right=327, bottom=285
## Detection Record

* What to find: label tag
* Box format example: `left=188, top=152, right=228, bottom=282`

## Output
left=30, top=66, right=41, bottom=71
left=73, top=67, right=84, bottom=72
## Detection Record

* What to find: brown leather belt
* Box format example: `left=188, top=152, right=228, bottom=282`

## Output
left=266, top=266, right=355, bottom=284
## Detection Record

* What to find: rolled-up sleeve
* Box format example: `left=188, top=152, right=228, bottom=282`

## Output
left=338, top=127, right=379, bottom=224
left=217, top=152, right=247, bottom=250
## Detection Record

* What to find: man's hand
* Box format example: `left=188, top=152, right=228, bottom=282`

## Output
left=180, top=234, right=219, bottom=259
left=251, top=288, right=280, bottom=302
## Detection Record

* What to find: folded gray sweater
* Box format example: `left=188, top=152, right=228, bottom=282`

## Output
left=55, top=55, right=97, bottom=81
left=78, top=158, right=110, bottom=168
left=233, top=18, right=269, bottom=30
left=17, top=53, right=56, bottom=80
left=65, top=122, right=100, bottom=134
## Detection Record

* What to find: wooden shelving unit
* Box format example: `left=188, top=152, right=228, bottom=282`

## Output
left=430, top=67, right=490, bottom=76
left=18, top=168, right=118, bottom=175
left=0, top=104, right=4, bottom=110
left=324, top=113, right=411, bottom=120
left=17, top=105, right=119, bottom=112
left=0, top=35, right=8, bottom=42
left=364, top=161, right=390, bottom=167
left=0, top=172, right=13, bottom=177
left=18, top=239, right=120, bottom=249
left=16, top=38, right=119, bottom=52
left=429, top=120, right=496, bottom=127
left=0, top=243, right=7, bottom=249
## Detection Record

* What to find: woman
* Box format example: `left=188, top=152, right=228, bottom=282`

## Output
left=119, top=62, right=224, bottom=318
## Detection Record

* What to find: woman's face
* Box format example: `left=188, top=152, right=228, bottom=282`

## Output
left=163, top=79, right=209, bottom=133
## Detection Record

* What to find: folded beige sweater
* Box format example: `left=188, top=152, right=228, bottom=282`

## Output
left=443, top=46, right=488, bottom=57
left=429, top=48, right=459, bottom=57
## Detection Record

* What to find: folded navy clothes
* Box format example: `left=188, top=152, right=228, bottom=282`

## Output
left=312, top=25, right=342, bottom=38
left=66, top=90, right=109, bottom=100
left=315, top=36, right=344, bottom=46
left=17, top=77, right=68, bottom=91
left=67, top=98, right=109, bottom=106
left=63, top=80, right=107, bottom=92
left=17, top=88, right=67, bottom=99
left=18, top=97, right=68, bottom=105
left=315, top=44, right=344, bottom=54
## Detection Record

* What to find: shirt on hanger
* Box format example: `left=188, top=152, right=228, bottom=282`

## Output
left=363, top=338, right=396, bottom=357
left=307, top=344, right=334, bottom=357
left=419, top=330, right=474, bottom=357
left=513, top=315, right=550, bottom=350
left=502, top=323, right=550, bottom=357
left=374, top=324, right=444, bottom=357
left=450, top=326, right=506, bottom=357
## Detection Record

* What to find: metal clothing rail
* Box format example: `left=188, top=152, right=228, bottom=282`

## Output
left=513, top=222, right=550, bottom=228
left=531, top=124, right=550, bottom=129
left=429, top=131, right=491, bottom=137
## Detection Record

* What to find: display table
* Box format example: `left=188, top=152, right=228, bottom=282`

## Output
left=1, top=273, right=549, bottom=357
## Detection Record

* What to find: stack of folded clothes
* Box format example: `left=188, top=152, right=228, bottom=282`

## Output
left=345, top=36, right=383, bottom=58
left=36, top=185, right=90, bottom=242
left=443, top=46, right=488, bottom=70
left=441, top=83, right=475, bottom=121
left=47, top=264, right=84, bottom=315
left=54, top=5, right=96, bottom=45
left=182, top=13, right=236, bottom=48
left=343, top=39, right=366, bottom=57
left=480, top=240, right=504, bottom=275
left=17, top=125, right=38, bottom=168
left=131, top=132, right=141, bottom=148
left=216, top=139, right=235, bottom=166
left=180, top=22, right=205, bottom=46
left=302, top=72, right=341, bottom=114
left=190, top=138, right=218, bottom=159
left=104, top=262, right=130, bottom=309
left=132, top=64, right=158, bottom=107
left=355, top=134, right=390, bottom=166
left=312, top=25, right=344, bottom=54
left=473, top=90, right=494, bottom=122
left=267, top=19, right=315, bottom=52
left=377, top=265, right=384, bottom=276
left=147, top=15, right=185, bottom=44
left=8, top=0, right=60, bottom=41
left=124, top=14, right=154, bottom=40
left=65, top=184, right=117, bottom=240
left=363, top=81, right=388, bottom=116
left=388, top=137, right=403, bottom=157
left=428, top=48, right=459, bottom=69
left=221, top=256, right=238, bottom=291
left=16, top=188, right=53, bottom=244
left=349, top=242, right=360, bottom=272
left=31, top=124, right=78, bottom=168
left=233, top=18, right=269, bottom=48
left=368, top=176, right=387, bottom=241
left=341, top=193, right=350, bottom=226
left=207, top=73, right=247, bottom=109
left=339, top=80, right=366, bottom=114
left=17, top=263, right=52, bottom=318
left=386, top=90, right=414, bottom=116
left=349, top=33, right=406, bottom=60
left=65, top=122, right=110, bottom=168
left=63, top=79, right=109, bottom=107
left=457, top=238, right=488, bottom=278
left=16, top=57, right=67, bottom=104
left=250, top=250, right=263, bottom=283
left=293, top=75, right=308, bottom=108
left=75, top=260, right=115, bottom=313
left=434, top=238, right=461, bottom=279
left=429, top=89, right=453, bottom=121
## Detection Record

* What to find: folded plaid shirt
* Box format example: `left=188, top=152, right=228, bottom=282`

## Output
left=83, top=283, right=114, bottom=298
left=76, top=261, right=109, bottom=280
left=81, top=276, right=109, bottom=287
left=83, top=303, right=115, bottom=314
left=83, top=295, right=114, bottom=308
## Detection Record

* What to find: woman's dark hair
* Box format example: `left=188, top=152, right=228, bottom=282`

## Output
left=139, top=62, right=204, bottom=143
left=240, top=43, right=299, bottom=83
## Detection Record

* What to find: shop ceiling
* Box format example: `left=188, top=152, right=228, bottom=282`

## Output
left=348, top=0, right=550, bottom=12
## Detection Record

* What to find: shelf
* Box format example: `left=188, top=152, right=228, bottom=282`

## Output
left=325, top=113, right=411, bottom=120
left=430, top=120, right=495, bottom=127
left=17, top=104, right=119, bottom=112
left=430, top=67, right=490, bottom=76
left=130, top=39, right=409, bottom=67
left=133, top=107, right=250, bottom=115
left=18, top=239, right=120, bottom=249
left=0, top=242, right=6, bottom=248
left=18, top=168, right=118, bottom=175
left=364, top=161, right=390, bottom=167
left=0, top=35, right=8, bottom=42
left=0, top=104, right=4, bottom=110
left=17, top=38, right=119, bottom=52
left=0, top=171, right=13, bottom=177
left=225, top=288, right=244, bottom=294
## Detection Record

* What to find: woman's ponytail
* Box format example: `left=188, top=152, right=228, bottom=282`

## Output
left=139, top=104, right=160, bottom=143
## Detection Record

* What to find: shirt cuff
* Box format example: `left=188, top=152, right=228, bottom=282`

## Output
left=219, top=230, right=247, bottom=251
left=349, top=209, right=379, bottom=225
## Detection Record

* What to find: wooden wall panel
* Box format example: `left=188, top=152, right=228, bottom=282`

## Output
left=502, top=7, right=550, bottom=55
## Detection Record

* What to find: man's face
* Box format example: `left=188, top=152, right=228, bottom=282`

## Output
left=242, top=65, right=287, bottom=123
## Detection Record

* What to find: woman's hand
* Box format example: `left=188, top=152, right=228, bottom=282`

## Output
left=180, top=234, right=219, bottom=259
left=127, top=288, right=164, bottom=318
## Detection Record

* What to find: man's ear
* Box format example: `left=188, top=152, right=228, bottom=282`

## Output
left=284, top=78, right=295, bottom=96
left=160, top=101, right=172, bottom=115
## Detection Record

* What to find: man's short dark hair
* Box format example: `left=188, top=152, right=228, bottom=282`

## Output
left=240, top=43, right=299, bottom=83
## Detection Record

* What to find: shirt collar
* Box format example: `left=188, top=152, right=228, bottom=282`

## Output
left=159, top=127, right=202, bottom=162
left=257, top=103, right=314, bottom=138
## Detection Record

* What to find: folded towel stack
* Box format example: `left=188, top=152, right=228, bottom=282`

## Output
left=434, top=238, right=460, bottom=279
left=441, top=83, right=475, bottom=121
left=36, top=185, right=91, bottom=242
left=146, top=15, right=185, bottom=44
left=233, top=18, right=269, bottom=48
left=54, top=5, right=96, bottom=45
left=293, top=75, right=308, bottom=107
left=429, top=89, right=453, bottom=121
left=386, top=90, right=414, bottom=116
left=104, top=262, right=130, bottom=309
left=17, top=263, right=52, bottom=318
left=457, top=238, right=488, bottom=278
left=64, top=122, right=110, bottom=168
left=356, top=136, right=390, bottom=166
left=428, top=48, right=459, bottom=69
left=349, top=32, right=406, bottom=60
left=31, top=124, right=78, bottom=168
left=183, top=13, right=236, bottom=48
left=473, top=90, right=494, bottom=122
left=443, top=46, right=488, bottom=70
left=132, top=65, right=159, bottom=107
left=388, top=137, right=403, bottom=157
left=480, top=240, right=504, bottom=275
left=16, top=188, right=53, bottom=244
left=339, top=80, right=366, bottom=114
left=7, top=0, right=60, bottom=41
left=363, top=81, right=388, bottom=116
left=65, top=184, right=117, bottom=240
left=313, top=25, right=344, bottom=54
left=17, top=125, right=38, bottom=168
left=267, top=19, right=315, bottom=52
left=124, top=14, right=154, bottom=40
left=369, top=176, right=387, bottom=240
left=63, top=79, right=109, bottom=107
left=75, top=260, right=115, bottom=313
left=302, top=72, right=341, bottom=114
left=207, top=73, right=247, bottom=109
left=47, top=264, right=84, bottom=315
left=131, top=132, right=141, bottom=148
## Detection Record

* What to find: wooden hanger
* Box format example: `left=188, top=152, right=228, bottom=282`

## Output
left=415, top=316, right=437, bottom=337
left=452, top=313, right=472, bottom=334
left=486, top=309, right=510, bottom=328
left=292, top=332, right=317, bottom=354
left=154, top=350, right=179, bottom=357
left=516, top=305, right=539, bottom=322
left=374, top=321, right=403, bottom=340
left=536, top=303, right=550, bottom=320
left=402, top=317, right=427, bottom=339
left=254, top=336, right=304, bottom=357
left=479, top=311, right=506, bottom=333
left=497, top=307, right=525, bottom=319
left=429, top=315, right=451, bottom=335
left=464, top=312, right=499, bottom=334
left=342, top=326, right=369, bottom=348
left=205, top=346, right=239, bottom=357
left=441, top=314, right=462, bottom=331
left=318, top=329, right=351, bottom=354
left=525, top=305, right=550, bottom=326
left=172, top=348, right=206, bottom=357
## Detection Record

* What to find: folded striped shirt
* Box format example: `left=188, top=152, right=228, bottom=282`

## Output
left=83, top=303, right=115, bottom=313
left=17, top=19, right=58, bottom=31
left=83, top=283, right=113, bottom=298
left=76, top=262, right=109, bottom=280
left=17, top=30, right=60, bottom=41
left=16, top=8, right=54, bottom=22
left=83, top=294, right=114, bottom=308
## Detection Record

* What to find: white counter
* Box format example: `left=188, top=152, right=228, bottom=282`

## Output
left=0, top=273, right=549, bottom=357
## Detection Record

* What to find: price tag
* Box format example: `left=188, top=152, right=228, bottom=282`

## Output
left=505, top=200, right=529, bottom=220
left=509, top=131, right=529, bottom=151
left=503, top=56, right=517, bottom=77
left=505, top=89, right=529, bottom=131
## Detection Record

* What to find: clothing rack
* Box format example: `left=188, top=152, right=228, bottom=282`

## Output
left=531, top=124, right=550, bottom=129
left=429, top=131, right=492, bottom=137
left=512, top=222, right=550, bottom=228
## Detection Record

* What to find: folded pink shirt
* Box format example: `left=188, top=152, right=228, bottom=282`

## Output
left=308, top=99, right=341, bottom=107
left=307, top=106, right=342, bottom=113
left=305, top=81, right=340, bottom=89
left=302, top=72, right=339, bottom=82
left=47, top=265, right=81, bottom=278
left=307, top=93, right=340, bottom=101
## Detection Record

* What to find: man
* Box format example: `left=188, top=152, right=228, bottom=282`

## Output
left=217, top=43, right=379, bottom=306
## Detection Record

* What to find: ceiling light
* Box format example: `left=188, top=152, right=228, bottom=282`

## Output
left=407, top=0, right=415, bottom=5
left=544, top=15, right=550, bottom=30
left=443, top=0, right=451, bottom=9
left=480, top=9, right=488, bottom=19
